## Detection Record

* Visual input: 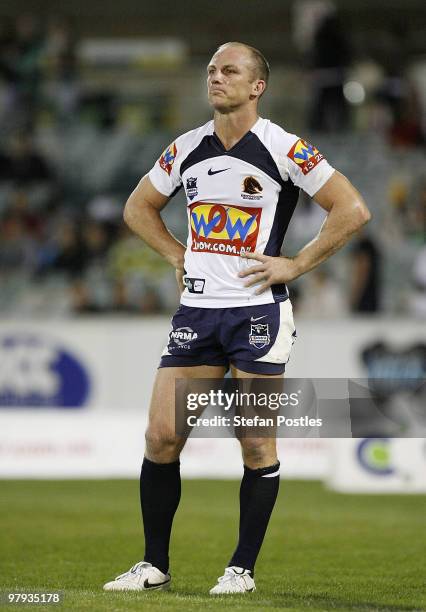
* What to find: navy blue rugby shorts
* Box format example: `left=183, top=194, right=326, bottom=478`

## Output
left=159, top=300, right=297, bottom=375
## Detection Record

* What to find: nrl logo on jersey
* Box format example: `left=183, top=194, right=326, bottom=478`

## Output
left=249, top=323, right=270, bottom=349
left=186, top=177, right=198, bottom=201
left=241, top=176, right=263, bottom=200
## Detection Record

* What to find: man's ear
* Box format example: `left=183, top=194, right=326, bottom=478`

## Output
left=252, top=80, right=266, bottom=99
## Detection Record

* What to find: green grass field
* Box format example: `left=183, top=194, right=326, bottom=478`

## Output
left=0, top=479, right=425, bottom=611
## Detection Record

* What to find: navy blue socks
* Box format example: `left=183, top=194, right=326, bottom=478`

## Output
left=229, top=462, right=280, bottom=573
left=140, top=457, right=181, bottom=574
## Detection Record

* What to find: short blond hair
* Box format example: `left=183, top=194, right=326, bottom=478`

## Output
left=216, top=42, right=270, bottom=87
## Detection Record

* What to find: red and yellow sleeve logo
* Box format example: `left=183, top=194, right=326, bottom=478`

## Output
left=287, top=139, right=324, bottom=175
left=159, top=142, right=177, bottom=176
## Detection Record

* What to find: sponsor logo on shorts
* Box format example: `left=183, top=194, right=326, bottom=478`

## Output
left=159, top=142, right=177, bottom=176
left=189, top=202, right=261, bottom=257
left=249, top=323, right=270, bottom=349
left=186, top=177, right=198, bottom=201
left=241, top=176, right=263, bottom=200
left=184, top=277, right=205, bottom=294
left=170, top=326, right=198, bottom=348
left=287, top=139, right=324, bottom=175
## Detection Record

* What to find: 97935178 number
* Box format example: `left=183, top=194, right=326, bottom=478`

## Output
left=1, top=592, right=63, bottom=605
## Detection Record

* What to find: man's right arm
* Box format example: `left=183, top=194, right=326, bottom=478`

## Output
left=123, top=175, right=186, bottom=273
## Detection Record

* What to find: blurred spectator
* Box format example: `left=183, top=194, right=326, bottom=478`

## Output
left=48, top=219, right=86, bottom=277
left=0, top=18, right=17, bottom=90
left=292, top=0, right=335, bottom=54
left=69, top=279, right=102, bottom=314
left=409, top=246, right=426, bottom=318
left=87, top=194, right=122, bottom=224
left=8, top=189, right=43, bottom=238
left=81, top=220, right=110, bottom=267
left=349, top=232, right=381, bottom=313
left=13, top=14, right=44, bottom=127
left=373, top=25, right=424, bottom=148
left=110, top=278, right=165, bottom=315
left=308, top=7, right=352, bottom=131
left=110, top=278, right=138, bottom=313
left=80, top=91, right=118, bottom=130
left=43, top=17, right=80, bottom=120
left=108, top=225, right=170, bottom=281
left=289, top=192, right=327, bottom=249
left=297, top=268, right=348, bottom=317
left=412, top=180, right=426, bottom=245
left=79, top=220, right=112, bottom=309
left=140, top=287, right=164, bottom=315
left=0, top=132, right=52, bottom=184
left=376, top=76, right=424, bottom=149
left=388, top=82, right=424, bottom=148
left=0, top=211, right=36, bottom=272
left=384, top=176, right=426, bottom=249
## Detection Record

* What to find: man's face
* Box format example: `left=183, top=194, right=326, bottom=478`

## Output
left=207, top=46, right=263, bottom=113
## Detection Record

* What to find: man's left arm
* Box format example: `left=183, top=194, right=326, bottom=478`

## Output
left=239, top=171, right=371, bottom=294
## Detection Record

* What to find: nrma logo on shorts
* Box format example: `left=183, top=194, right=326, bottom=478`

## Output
left=189, top=203, right=261, bottom=256
left=0, top=334, right=90, bottom=408
left=170, top=327, right=198, bottom=347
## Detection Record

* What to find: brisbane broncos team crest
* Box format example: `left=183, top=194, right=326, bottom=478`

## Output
left=241, top=176, right=263, bottom=200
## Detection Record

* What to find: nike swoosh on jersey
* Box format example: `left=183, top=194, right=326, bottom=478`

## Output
left=251, top=315, right=268, bottom=322
left=208, top=167, right=231, bottom=175
left=143, top=578, right=170, bottom=589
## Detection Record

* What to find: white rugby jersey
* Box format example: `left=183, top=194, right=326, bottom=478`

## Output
left=148, top=117, right=335, bottom=308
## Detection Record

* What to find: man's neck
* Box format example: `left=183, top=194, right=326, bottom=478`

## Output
left=213, top=110, right=259, bottom=151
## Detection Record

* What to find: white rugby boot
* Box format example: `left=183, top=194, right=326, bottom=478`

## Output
left=209, top=566, right=256, bottom=595
left=103, top=561, right=171, bottom=591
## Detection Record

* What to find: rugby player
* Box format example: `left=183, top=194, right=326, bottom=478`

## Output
left=103, top=42, right=371, bottom=595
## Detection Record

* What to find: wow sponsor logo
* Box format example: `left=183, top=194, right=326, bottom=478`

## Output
left=189, top=202, right=261, bottom=256
left=0, top=334, right=91, bottom=408
left=159, top=142, right=177, bottom=176
left=356, top=438, right=394, bottom=476
left=287, top=139, right=324, bottom=175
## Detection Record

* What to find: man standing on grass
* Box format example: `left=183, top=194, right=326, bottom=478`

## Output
left=104, top=41, right=370, bottom=595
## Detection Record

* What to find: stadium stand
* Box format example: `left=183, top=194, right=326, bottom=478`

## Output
left=0, top=8, right=424, bottom=318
